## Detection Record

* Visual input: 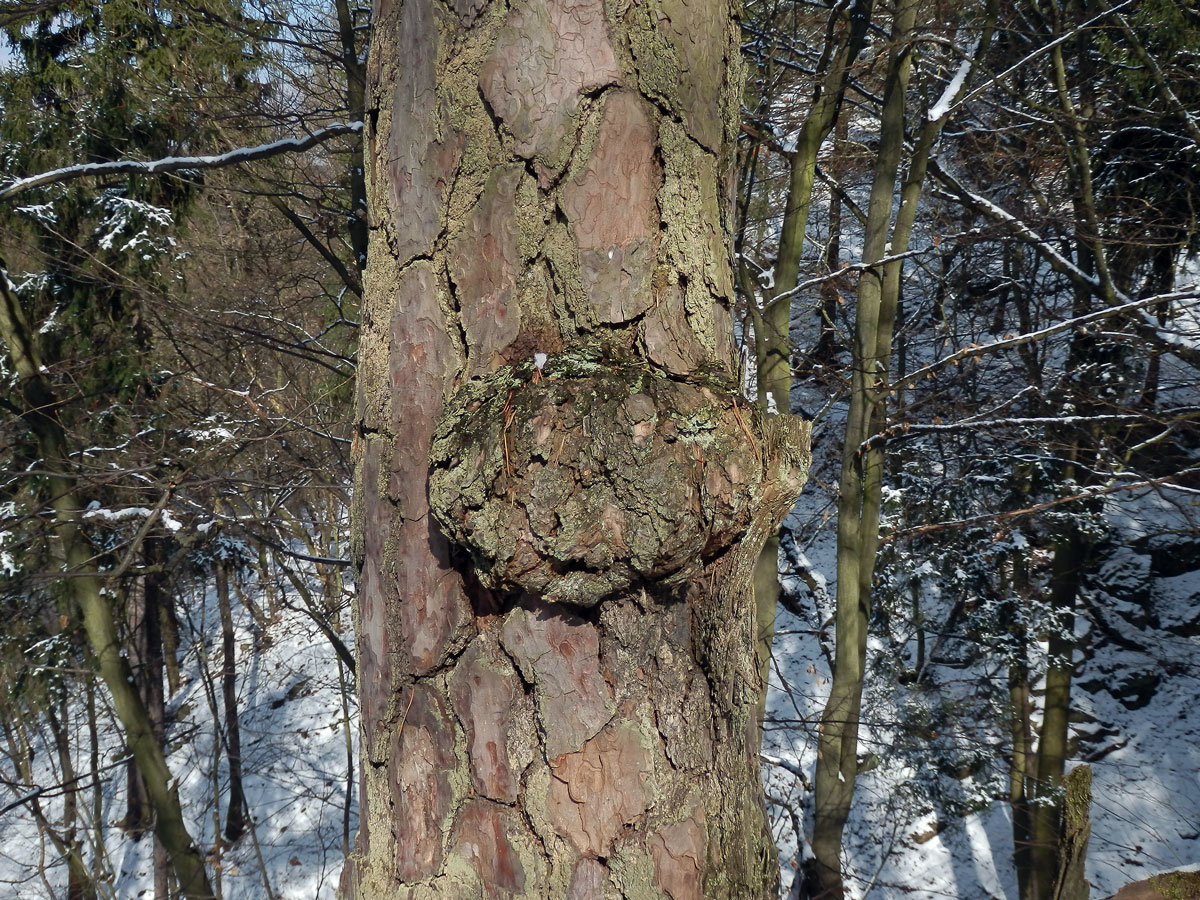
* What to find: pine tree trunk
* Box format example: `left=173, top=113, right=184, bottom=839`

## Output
left=343, top=1, right=810, bottom=897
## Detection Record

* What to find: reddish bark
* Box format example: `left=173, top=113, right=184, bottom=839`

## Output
left=479, top=0, right=620, bottom=167
left=547, top=723, right=653, bottom=857
left=346, top=1, right=809, bottom=897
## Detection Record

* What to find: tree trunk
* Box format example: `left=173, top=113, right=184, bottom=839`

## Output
left=1030, top=536, right=1083, bottom=900
left=217, top=562, right=248, bottom=843
left=7, top=711, right=96, bottom=900
left=161, top=596, right=183, bottom=697
left=143, top=540, right=172, bottom=898
left=343, top=1, right=810, bottom=898
left=87, top=676, right=106, bottom=891
left=1009, top=554, right=1035, bottom=900
left=809, top=3, right=921, bottom=896
left=751, top=0, right=874, bottom=742
left=811, top=116, right=849, bottom=369
left=1011, top=668, right=1035, bottom=900
left=807, top=6, right=992, bottom=895
left=126, top=539, right=167, bottom=842
left=1053, top=765, right=1092, bottom=900
left=47, top=699, right=96, bottom=900
left=121, top=561, right=172, bottom=899
left=334, top=0, right=369, bottom=278
left=125, top=572, right=152, bottom=837
left=762, top=0, right=873, bottom=407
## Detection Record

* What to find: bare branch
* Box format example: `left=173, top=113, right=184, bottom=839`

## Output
left=897, top=288, right=1200, bottom=390
left=269, top=196, right=363, bottom=298
left=941, top=0, right=1138, bottom=121
left=0, top=123, right=364, bottom=201
left=885, top=467, right=1200, bottom=541
left=863, top=409, right=1200, bottom=455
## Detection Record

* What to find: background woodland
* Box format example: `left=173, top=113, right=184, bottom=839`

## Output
left=1, top=0, right=1198, bottom=898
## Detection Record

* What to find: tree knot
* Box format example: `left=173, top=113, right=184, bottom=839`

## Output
left=428, top=362, right=809, bottom=606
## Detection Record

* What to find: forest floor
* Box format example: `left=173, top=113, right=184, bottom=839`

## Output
left=764, top=383, right=1200, bottom=900
left=1, top=477, right=1196, bottom=899
left=0, top=577, right=357, bottom=900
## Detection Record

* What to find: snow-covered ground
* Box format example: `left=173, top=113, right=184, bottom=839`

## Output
left=763, top=420, right=1200, bottom=900
left=2, top=424, right=1195, bottom=900
left=0, top=576, right=356, bottom=900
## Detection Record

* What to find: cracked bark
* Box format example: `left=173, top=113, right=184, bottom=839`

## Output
left=343, top=1, right=810, bottom=897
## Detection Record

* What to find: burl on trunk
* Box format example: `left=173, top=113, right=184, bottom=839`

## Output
left=344, top=0, right=809, bottom=897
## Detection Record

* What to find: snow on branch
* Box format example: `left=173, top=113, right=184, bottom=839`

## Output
left=886, top=465, right=1200, bottom=541
left=930, top=159, right=1103, bottom=293
left=0, top=122, right=364, bottom=201
left=927, top=35, right=979, bottom=122
left=930, top=158, right=1200, bottom=370
left=941, top=0, right=1138, bottom=121
left=897, top=288, right=1200, bottom=390
left=758, top=249, right=927, bottom=311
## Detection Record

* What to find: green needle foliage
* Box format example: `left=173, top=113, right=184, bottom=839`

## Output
left=1, top=0, right=274, bottom=400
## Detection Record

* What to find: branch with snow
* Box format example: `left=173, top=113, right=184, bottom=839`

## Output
left=886, top=465, right=1200, bottom=541
left=926, top=35, right=980, bottom=123
left=940, top=0, right=1138, bottom=122
left=930, top=159, right=1104, bottom=294
left=897, top=288, right=1200, bottom=390
left=0, top=122, right=364, bottom=201
left=929, top=159, right=1200, bottom=369
left=758, top=248, right=927, bottom=311
left=862, top=409, right=1200, bottom=455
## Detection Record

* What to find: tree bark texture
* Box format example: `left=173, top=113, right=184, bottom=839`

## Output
left=130, top=539, right=172, bottom=898
left=1052, top=765, right=1091, bottom=900
left=125, top=554, right=165, bottom=840
left=217, top=562, right=249, bottom=843
left=344, top=1, right=811, bottom=898
left=1030, top=537, right=1083, bottom=900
